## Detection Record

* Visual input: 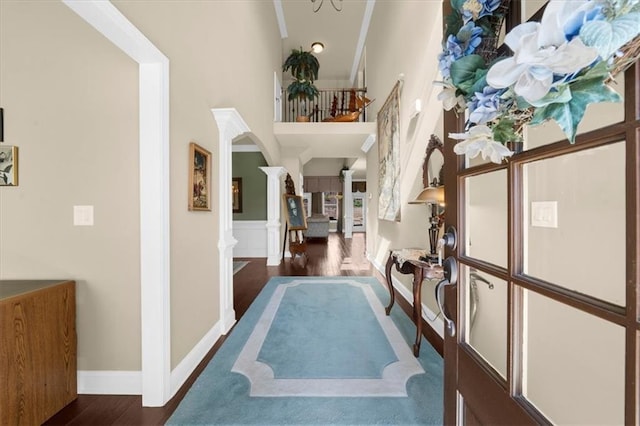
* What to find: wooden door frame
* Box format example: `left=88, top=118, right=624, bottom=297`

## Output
left=441, top=0, right=639, bottom=423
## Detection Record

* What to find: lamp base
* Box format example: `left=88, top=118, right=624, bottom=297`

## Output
left=419, top=254, right=439, bottom=264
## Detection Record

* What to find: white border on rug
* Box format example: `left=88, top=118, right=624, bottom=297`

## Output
left=231, top=278, right=425, bottom=397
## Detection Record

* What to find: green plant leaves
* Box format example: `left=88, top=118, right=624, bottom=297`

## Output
left=450, top=54, right=486, bottom=95
left=579, top=13, right=640, bottom=59
left=531, top=74, right=622, bottom=143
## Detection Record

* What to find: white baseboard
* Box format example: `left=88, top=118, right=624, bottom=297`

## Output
left=169, top=320, right=225, bottom=399
left=78, top=320, right=226, bottom=398
left=78, top=370, right=142, bottom=395
left=369, top=254, right=444, bottom=338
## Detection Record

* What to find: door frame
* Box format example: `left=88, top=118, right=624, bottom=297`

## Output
left=441, top=1, right=639, bottom=424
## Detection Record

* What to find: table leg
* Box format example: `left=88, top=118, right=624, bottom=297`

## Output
left=384, top=253, right=395, bottom=315
left=412, top=266, right=425, bottom=357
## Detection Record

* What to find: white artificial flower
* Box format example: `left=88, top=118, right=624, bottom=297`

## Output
left=450, top=125, right=514, bottom=164
left=437, top=84, right=466, bottom=111
left=486, top=1, right=599, bottom=104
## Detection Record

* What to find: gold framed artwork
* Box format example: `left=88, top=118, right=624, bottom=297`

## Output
left=0, top=145, right=18, bottom=186
left=283, top=194, right=307, bottom=230
left=232, top=177, right=243, bottom=213
left=188, top=142, right=211, bottom=211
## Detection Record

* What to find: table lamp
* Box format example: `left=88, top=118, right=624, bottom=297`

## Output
left=409, top=180, right=445, bottom=263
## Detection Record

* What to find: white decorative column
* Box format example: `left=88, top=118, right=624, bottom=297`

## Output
left=260, top=166, right=287, bottom=265
left=343, top=170, right=355, bottom=239
left=211, top=108, right=249, bottom=334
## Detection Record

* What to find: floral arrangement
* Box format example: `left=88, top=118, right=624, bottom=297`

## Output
left=438, top=0, right=640, bottom=163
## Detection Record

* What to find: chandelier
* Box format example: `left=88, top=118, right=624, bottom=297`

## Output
left=311, top=0, right=342, bottom=12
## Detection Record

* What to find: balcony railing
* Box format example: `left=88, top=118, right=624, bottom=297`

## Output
left=282, top=87, right=369, bottom=123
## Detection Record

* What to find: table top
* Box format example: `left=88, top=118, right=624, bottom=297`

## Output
left=0, top=280, right=73, bottom=300
left=390, top=248, right=444, bottom=279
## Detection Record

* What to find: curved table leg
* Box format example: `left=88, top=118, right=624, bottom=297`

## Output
left=412, top=266, right=425, bottom=357
left=384, top=253, right=395, bottom=315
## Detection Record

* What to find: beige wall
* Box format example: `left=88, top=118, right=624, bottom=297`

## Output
left=364, top=1, right=445, bottom=310
left=0, top=1, right=141, bottom=370
left=1, top=0, right=282, bottom=373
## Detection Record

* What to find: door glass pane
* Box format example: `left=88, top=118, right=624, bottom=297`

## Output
left=523, top=142, right=625, bottom=306
left=523, top=290, right=625, bottom=425
left=462, top=265, right=507, bottom=379
left=523, top=73, right=625, bottom=150
left=465, top=170, right=507, bottom=267
left=522, top=0, right=547, bottom=21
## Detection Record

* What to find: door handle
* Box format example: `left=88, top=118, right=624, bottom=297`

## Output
left=435, top=256, right=458, bottom=337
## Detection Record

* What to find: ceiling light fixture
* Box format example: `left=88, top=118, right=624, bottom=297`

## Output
left=311, top=0, right=342, bottom=13
left=311, top=42, right=324, bottom=53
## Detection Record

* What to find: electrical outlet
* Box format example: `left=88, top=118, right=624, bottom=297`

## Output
left=74, top=205, right=94, bottom=226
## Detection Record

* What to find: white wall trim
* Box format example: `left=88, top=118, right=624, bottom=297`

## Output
left=233, top=220, right=268, bottom=258
left=63, top=0, right=171, bottom=407
left=212, top=108, right=250, bottom=335
left=169, top=320, right=224, bottom=396
left=232, top=144, right=261, bottom=153
left=272, top=0, right=288, bottom=38
left=77, top=320, right=224, bottom=399
left=350, top=0, right=376, bottom=85
left=78, top=371, right=142, bottom=395
left=260, top=167, right=287, bottom=265
left=368, top=254, right=444, bottom=338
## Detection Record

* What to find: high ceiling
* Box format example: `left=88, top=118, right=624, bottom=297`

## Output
left=277, top=0, right=372, bottom=83
left=273, top=0, right=375, bottom=176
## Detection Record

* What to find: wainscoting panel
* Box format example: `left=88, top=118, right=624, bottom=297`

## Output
left=233, top=221, right=268, bottom=257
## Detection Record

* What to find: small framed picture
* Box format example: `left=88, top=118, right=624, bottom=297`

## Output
left=0, top=145, right=18, bottom=186
left=283, top=194, right=307, bottom=230
left=188, top=142, right=211, bottom=211
left=232, top=177, right=243, bottom=213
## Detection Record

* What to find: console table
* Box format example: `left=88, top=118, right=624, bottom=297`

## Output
left=0, top=280, right=77, bottom=425
left=385, top=249, right=443, bottom=356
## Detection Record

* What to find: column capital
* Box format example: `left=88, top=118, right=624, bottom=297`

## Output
left=259, top=166, right=287, bottom=178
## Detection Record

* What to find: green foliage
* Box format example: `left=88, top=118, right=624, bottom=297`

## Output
left=283, top=47, right=320, bottom=103
left=580, top=13, right=640, bottom=58
left=282, top=47, right=319, bottom=82
left=450, top=54, right=486, bottom=95
left=531, top=71, right=622, bottom=143
left=286, top=80, right=319, bottom=101
left=491, top=118, right=521, bottom=144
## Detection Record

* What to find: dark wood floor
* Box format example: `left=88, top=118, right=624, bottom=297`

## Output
left=45, top=233, right=436, bottom=425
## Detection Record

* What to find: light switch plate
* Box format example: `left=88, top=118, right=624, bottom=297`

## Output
left=531, top=201, right=557, bottom=228
left=74, top=205, right=94, bottom=226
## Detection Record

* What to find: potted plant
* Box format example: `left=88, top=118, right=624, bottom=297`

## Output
left=282, top=47, right=319, bottom=122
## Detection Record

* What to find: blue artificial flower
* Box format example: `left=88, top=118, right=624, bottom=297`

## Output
left=461, top=0, right=502, bottom=23
left=468, top=86, right=504, bottom=124
left=563, top=2, right=604, bottom=41
left=456, top=22, right=484, bottom=56
left=438, top=22, right=483, bottom=78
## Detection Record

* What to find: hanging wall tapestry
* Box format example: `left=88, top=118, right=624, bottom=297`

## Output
left=377, top=81, right=401, bottom=221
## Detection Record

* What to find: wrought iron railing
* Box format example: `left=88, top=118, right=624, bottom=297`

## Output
left=282, top=87, right=369, bottom=123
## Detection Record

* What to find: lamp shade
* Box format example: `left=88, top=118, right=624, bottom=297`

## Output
left=409, top=186, right=445, bottom=205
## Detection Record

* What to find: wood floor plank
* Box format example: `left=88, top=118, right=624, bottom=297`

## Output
left=44, top=233, right=439, bottom=425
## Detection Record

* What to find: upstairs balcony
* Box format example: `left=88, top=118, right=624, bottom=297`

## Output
left=282, top=87, right=371, bottom=123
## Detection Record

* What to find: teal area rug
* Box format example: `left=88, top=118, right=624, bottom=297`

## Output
left=233, top=261, right=249, bottom=275
left=167, top=276, right=443, bottom=425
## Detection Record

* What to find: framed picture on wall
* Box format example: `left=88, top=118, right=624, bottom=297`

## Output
left=188, top=142, right=211, bottom=211
left=232, top=177, right=243, bottom=213
left=0, top=145, right=18, bottom=186
left=283, top=194, right=307, bottom=230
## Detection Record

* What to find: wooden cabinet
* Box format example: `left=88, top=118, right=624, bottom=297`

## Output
left=0, top=280, right=77, bottom=425
left=303, top=176, right=342, bottom=193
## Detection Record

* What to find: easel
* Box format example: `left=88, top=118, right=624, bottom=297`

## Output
left=282, top=174, right=308, bottom=266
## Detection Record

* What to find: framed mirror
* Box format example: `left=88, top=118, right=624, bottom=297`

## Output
left=423, top=134, right=444, bottom=188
